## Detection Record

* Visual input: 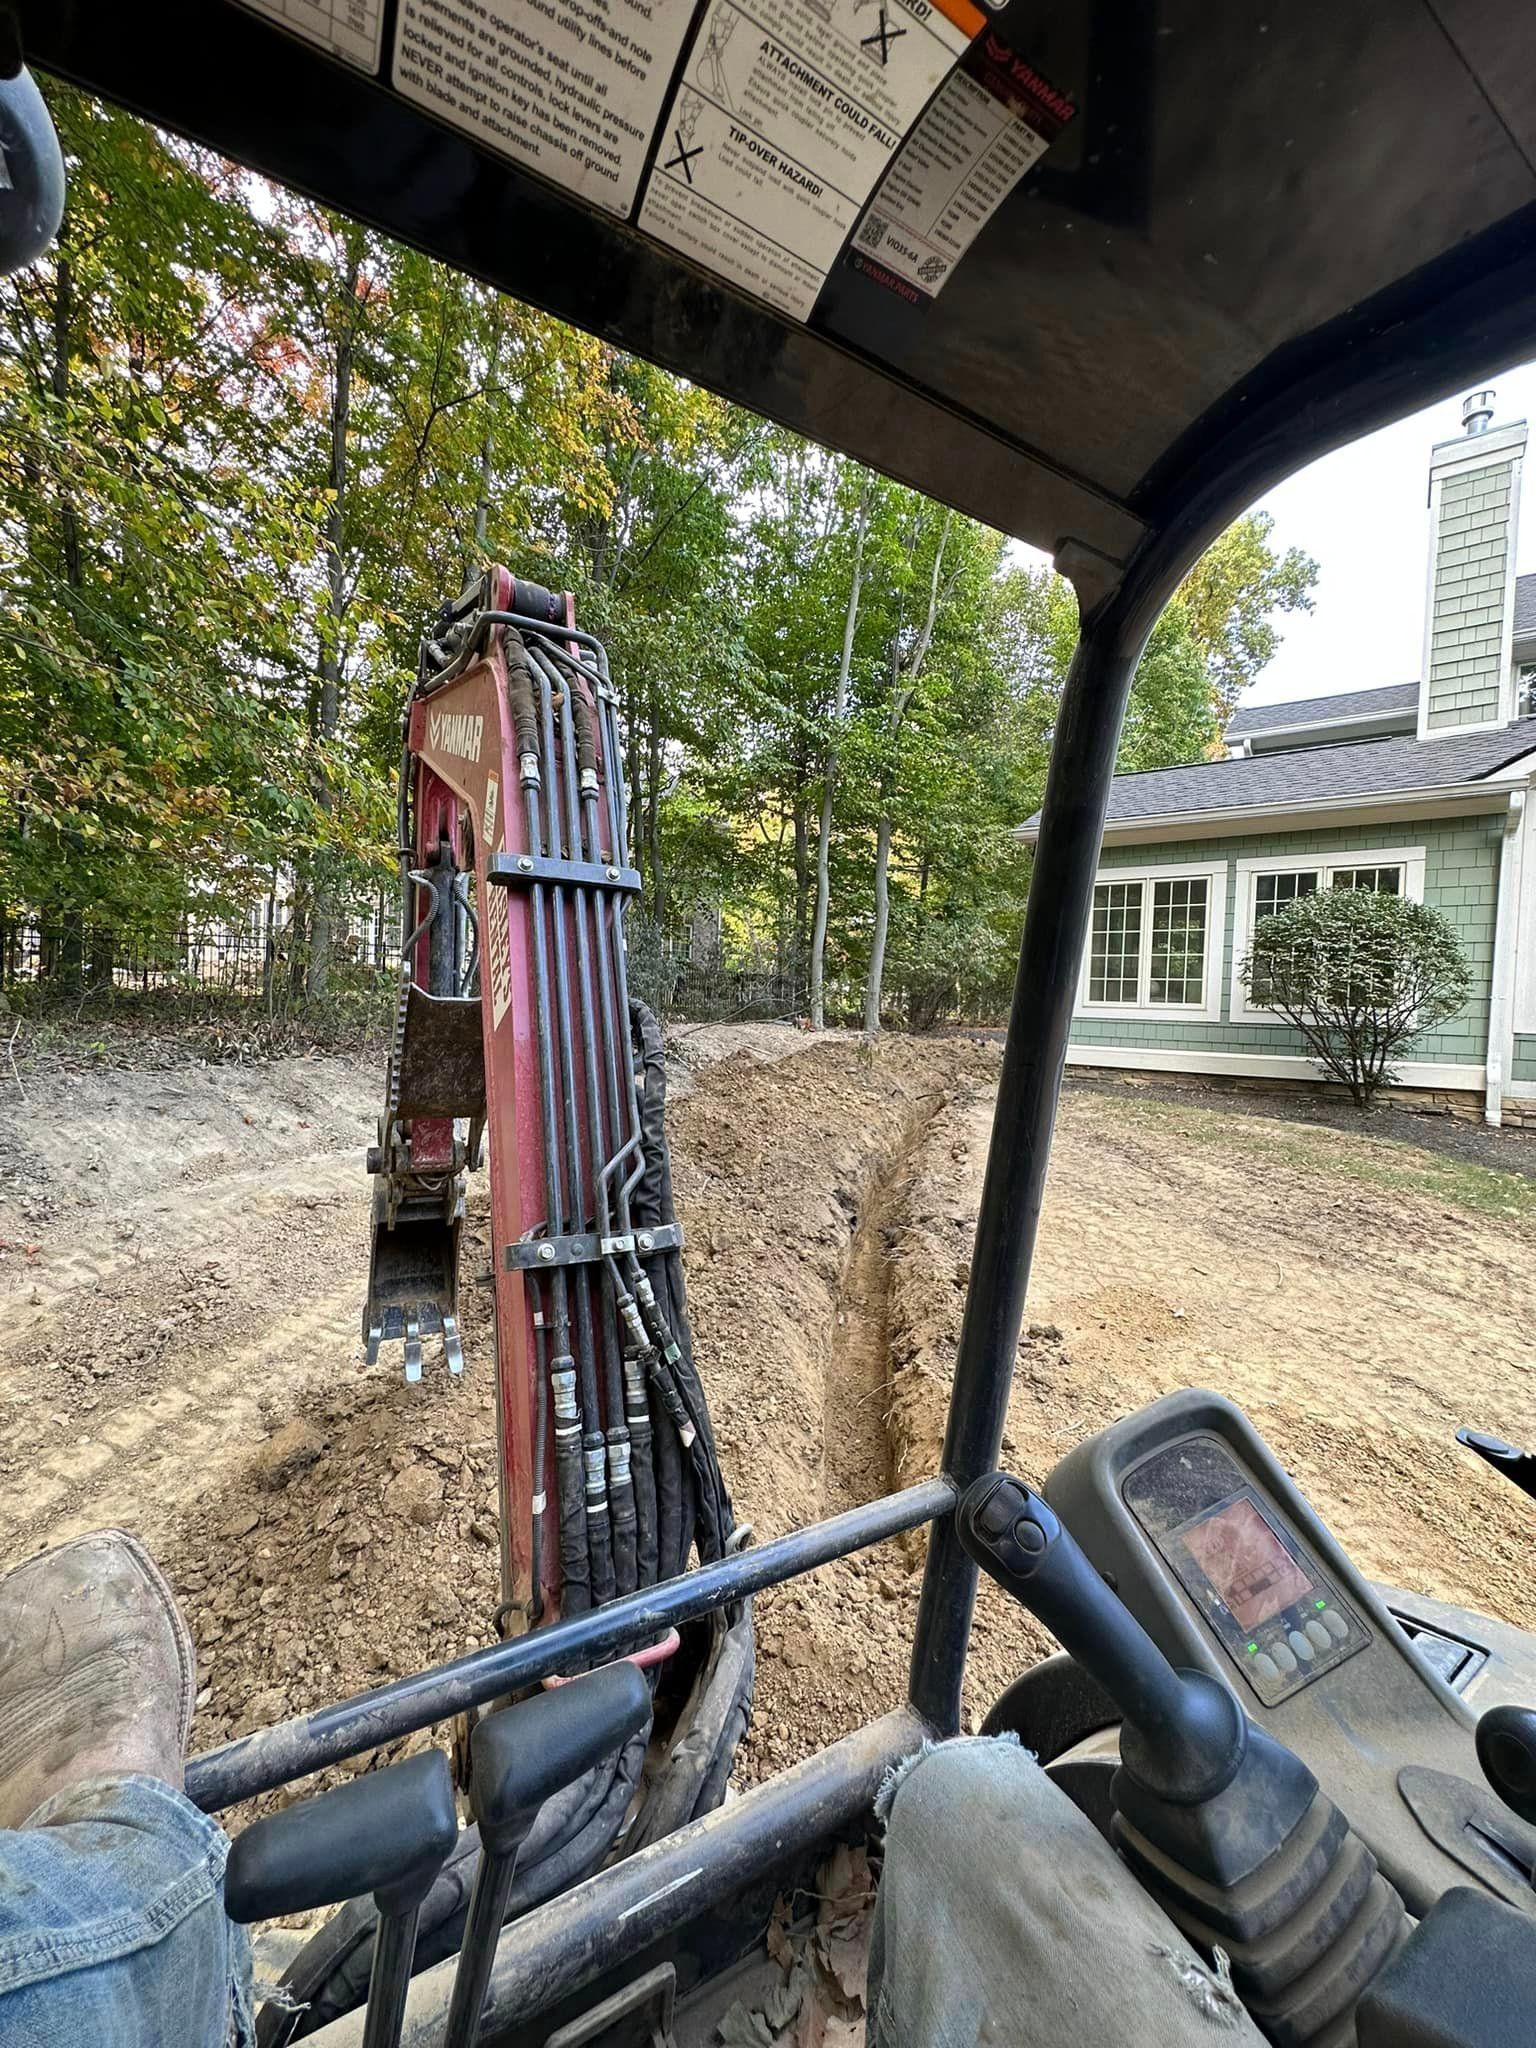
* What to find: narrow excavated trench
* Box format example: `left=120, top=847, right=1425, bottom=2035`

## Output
left=817, top=1138, right=916, bottom=1518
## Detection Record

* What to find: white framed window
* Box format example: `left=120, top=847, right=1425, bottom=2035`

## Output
left=1230, top=846, right=1426, bottom=1020
left=1079, top=861, right=1227, bottom=1022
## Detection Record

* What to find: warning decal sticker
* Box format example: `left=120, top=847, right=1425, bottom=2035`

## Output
left=393, top=0, right=699, bottom=216
left=638, top=0, right=984, bottom=322
left=849, top=31, right=1074, bottom=300
left=234, top=0, right=385, bottom=73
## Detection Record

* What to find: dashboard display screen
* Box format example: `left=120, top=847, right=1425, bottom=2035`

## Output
left=1181, top=1498, right=1311, bottom=1630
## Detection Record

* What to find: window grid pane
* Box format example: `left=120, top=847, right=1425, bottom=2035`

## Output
left=1254, top=870, right=1318, bottom=920
left=1250, top=870, right=1318, bottom=1005
left=1330, top=865, right=1401, bottom=895
left=1088, top=882, right=1142, bottom=1003
left=1147, top=877, right=1207, bottom=1005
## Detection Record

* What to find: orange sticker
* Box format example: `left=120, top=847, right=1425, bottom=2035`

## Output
left=927, top=0, right=987, bottom=40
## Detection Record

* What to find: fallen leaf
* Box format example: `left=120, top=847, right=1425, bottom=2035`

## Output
left=767, top=1895, right=795, bottom=1970
left=716, top=2003, right=775, bottom=2048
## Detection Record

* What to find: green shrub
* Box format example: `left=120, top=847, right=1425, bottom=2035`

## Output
left=1240, top=888, right=1471, bottom=1108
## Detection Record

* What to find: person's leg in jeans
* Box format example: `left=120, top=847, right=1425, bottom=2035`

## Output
left=869, top=1736, right=1265, bottom=2047
left=0, top=1530, right=254, bottom=2047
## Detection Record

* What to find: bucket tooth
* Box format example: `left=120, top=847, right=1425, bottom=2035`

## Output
left=404, top=1316, right=423, bottom=1384
left=442, top=1314, right=465, bottom=1377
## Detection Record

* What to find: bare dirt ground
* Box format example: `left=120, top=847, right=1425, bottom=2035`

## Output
left=4, top=1027, right=1536, bottom=1819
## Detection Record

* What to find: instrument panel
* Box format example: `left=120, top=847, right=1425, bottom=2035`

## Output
left=1122, top=1435, right=1370, bottom=1706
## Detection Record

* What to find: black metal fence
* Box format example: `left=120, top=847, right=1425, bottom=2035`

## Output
left=0, top=894, right=397, bottom=1004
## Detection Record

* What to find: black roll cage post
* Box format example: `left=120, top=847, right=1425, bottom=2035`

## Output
left=175, top=189, right=1536, bottom=2048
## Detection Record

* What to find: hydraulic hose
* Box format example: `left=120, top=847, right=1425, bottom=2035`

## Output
left=532, top=637, right=636, bottom=1599
left=502, top=630, right=542, bottom=776
left=533, top=653, right=615, bottom=1607
left=508, top=634, right=590, bottom=1618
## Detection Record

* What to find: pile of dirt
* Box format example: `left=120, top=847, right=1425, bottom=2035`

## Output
left=0, top=1030, right=1008, bottom=1820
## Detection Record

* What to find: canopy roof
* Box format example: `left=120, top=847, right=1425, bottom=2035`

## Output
left=21, top=1, right=1536, bottom=586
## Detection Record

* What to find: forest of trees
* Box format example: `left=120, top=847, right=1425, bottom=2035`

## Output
left=0, top=86, right=1318, bottom=1029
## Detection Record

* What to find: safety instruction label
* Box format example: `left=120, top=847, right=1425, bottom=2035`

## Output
left=392, top=0, right=699, bottom=216
left=639, top=0, right=985, bottom=321
left=234, top=0, right=384, bottom=72
left=849, top=31, right=1073, bottom=298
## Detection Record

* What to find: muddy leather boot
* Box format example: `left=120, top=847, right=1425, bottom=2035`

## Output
left=0, top=1529, right=196, bottom=1830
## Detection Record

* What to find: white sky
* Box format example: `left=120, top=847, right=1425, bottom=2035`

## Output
left=1239, top=364, right=1536, bottom=709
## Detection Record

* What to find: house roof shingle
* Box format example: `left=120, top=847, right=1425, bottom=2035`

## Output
left=1019, top=723, right=1536, bottom=837
left=1225, top=681, right=1419, bottom=739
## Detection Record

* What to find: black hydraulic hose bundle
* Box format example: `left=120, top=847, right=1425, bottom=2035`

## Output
left=507, top=636, right=592, bottom=1619
left=517, top=630, right=737, bottom=1589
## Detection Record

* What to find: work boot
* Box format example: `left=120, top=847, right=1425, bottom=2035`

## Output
left=0, top=1529, right=196, bottom=1828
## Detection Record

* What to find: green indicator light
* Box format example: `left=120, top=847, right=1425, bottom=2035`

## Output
left=1315, top=1600, right=1326, bottom=1610
left=1246, top=1642, right=1258, bottom=1655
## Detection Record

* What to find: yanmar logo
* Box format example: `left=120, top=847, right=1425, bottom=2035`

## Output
left=428, top=709, right=485, bottom=764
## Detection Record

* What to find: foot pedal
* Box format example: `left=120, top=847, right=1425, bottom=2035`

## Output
left=543, top=1963, right=677, bottom=2048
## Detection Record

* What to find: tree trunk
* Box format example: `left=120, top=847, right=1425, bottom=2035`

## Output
left=645, top=706, right=666, bottom=928
left=809, top=481, right=872, bottom=1030
left=791, top=792, right=810, bottom=994
left=306, top=239, right=362, bottom=1002
left=471, top=302, right=504, bottom=563
left=50, top=252, right=83, bottom=593
left=862, top=511, right=953, bottom=1034
left=864, top=814, right=893, bottom=1033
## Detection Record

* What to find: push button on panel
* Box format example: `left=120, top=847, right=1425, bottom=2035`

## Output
left=1271, top=1640, right=1298, bottom=1675
left=1320, top=1608, right=1348, bottom=1642
left=1251, top=1652, right=1281, bottom=1684
left=1288, top=1629, right=1316, bottom=1664
left=1305, top=1619, right=1332, bottom=1653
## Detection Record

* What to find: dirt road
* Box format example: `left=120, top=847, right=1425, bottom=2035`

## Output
left=4, top=1030, right=1536, bottom=1802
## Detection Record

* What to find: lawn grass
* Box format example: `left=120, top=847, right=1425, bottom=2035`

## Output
left=1108, top=1094, right=1536, bottom=1224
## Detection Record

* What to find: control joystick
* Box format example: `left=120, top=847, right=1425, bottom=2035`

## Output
left=959, top=1473, right=1410, bottom=2047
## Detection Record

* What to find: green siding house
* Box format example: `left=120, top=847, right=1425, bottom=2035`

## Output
left=1019, top=391, right=1536, bottom=1125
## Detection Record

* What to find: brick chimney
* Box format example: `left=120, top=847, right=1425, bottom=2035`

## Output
left=1419, top=390, right=1526, bottom=737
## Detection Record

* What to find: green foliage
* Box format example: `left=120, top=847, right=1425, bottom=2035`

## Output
left=1177, top=512, right=1318, bottom=718
left=1240, top=889, right=1471, bottom=1107
left=0, top=84, right=1322, bottom=1031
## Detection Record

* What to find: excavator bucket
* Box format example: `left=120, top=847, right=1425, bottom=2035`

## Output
left=362, top=978, right=487, bottom=1379
left=361, top=1183, right=463, bottom=1384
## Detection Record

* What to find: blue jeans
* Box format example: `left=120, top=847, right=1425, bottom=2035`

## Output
left=869, top=1738, right=1265, bottom=2046
left=0, top=1775, right=253, bottom=2047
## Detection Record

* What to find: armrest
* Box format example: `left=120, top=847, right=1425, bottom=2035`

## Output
left=471, top=1662, right=650, bottom=1857
left=1358, top=1887, right=1536, bottom=2047
left=226, top=1748, right=458, bottom=1923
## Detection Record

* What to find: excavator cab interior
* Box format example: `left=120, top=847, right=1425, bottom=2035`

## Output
left=8, top=3, right=1536, bottom=2043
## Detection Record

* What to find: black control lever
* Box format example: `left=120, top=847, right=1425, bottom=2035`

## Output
left=1476, top=1704, right=1536, bottom=1829
left=226, top=1748, right=458, bottom=2048
left=957, top=1473, right=1246, bottom=1802
left=959, top=1473, right=1412, bottom=2038
left=443, top=1660, right=651, bottom=2048
left=1457, top=1428, right=1536, bottom=1508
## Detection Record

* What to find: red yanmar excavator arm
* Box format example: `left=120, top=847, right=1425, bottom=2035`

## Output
left=362, top=575, right=746, bottom=1754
